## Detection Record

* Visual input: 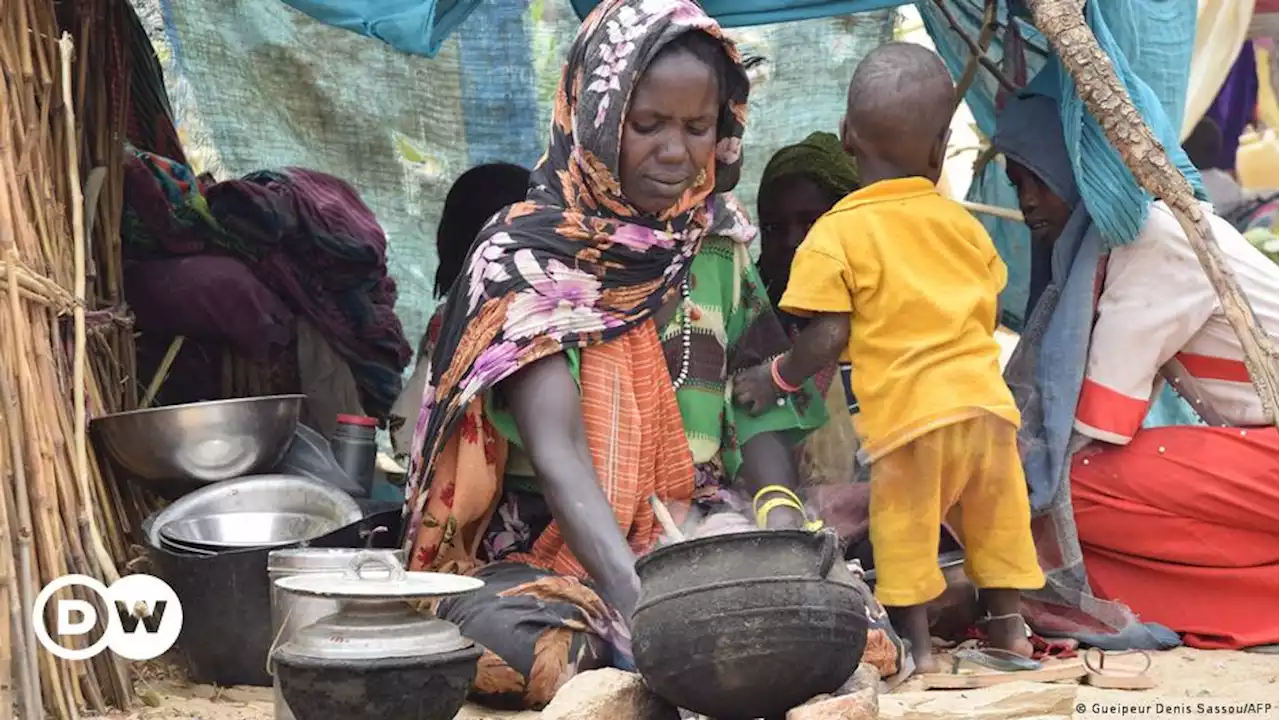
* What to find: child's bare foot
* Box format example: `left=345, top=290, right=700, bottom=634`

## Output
left=980, top=588, right=1035, bottom=658
left=986, top=614, right=1035, bottom=658
left=912, top=647, right=940, bottom=674
left=888, top=603, right=939, bottom=675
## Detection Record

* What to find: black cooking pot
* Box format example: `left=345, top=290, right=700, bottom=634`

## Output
left=275, top=645, right=482, bottom=720
left=631, top=530, right=866, bottom=720
left=144, top=502, right=403, bottom=687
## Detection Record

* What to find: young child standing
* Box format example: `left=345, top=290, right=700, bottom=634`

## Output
left=734, top=42, right=1044, bottom=672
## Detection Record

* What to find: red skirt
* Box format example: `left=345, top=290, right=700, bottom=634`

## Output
left=1071, top=426, right=1279, bottom=649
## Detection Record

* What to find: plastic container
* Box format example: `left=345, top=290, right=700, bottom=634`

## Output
left=273, top=424, right=364, bottom=496
left=331, top=414, right=377, bottom=498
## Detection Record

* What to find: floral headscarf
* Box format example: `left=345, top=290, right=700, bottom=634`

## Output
left=403, top=0, right=753, bottom=548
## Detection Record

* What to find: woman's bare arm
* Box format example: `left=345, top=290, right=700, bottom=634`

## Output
left=738, top=431, right=806, bottom=529
left=502, top=353, right=642, bottom=617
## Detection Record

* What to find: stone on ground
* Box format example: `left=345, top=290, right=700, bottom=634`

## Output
left=787, top=687, right=878, bottom=720
left=539, top=669, right=678, bottom=720
left=788, top=663, right=882, bottom=720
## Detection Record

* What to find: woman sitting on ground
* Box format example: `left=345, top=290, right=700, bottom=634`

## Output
left=995, top=92, right=1279, bottom=651
left=389, top=162, right=531, bottom=456
left=400, top=1, right=901, bottom=708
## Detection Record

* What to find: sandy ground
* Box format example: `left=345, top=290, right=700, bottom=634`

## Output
left=98, top=647, right=1278, bottom=719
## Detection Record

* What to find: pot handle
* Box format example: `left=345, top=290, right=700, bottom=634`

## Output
left=343, top=550, right=407, bottom=582
left=815, top=528, right=839, bottom=579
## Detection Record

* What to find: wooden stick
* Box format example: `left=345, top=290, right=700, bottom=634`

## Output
left=1024, top=0, right=1279, bottom=423
left=2, top=264, right=40, bottom=720
left=3, top=267, right=47, bottom=718
left=931, top=0, right=1017, bottom=93
left=959, top=200, right=1024, bottom=222
left=141, top=335, right=185, bottom=409
left=951, top=0, right=1000, bottom=111
left=648, top=495, right=685, bottom=542
left=60, top=30, right=118, bottom=589
left=0, top=416, right=13, bottom=720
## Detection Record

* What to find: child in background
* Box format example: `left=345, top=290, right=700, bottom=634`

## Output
left=734, top=42, right=1044, bottom=673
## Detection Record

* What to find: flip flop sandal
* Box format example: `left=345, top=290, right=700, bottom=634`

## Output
left=920, top=647, right=1088, bottom=690
left=1083, top=648, right=1156, bottom=690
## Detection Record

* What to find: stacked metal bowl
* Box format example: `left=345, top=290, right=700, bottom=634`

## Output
left=145, top=475, right=363, bottom=557
left=92, top=395, right=306, bottom=500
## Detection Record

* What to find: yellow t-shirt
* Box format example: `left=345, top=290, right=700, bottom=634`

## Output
left=779, top=177, right=1020, bottom=461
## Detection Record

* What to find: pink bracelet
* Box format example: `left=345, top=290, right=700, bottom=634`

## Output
left=770, top=356, right=801, bottom=393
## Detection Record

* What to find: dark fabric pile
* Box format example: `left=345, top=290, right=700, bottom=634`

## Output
left=121, top=147, right=410, bottom=418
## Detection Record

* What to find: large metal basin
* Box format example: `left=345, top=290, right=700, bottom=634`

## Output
left=92, top=395, right=304, bottom=492
left=146, top=474, right=362, bottom=550
left=160, top=512, right=341, bottom=550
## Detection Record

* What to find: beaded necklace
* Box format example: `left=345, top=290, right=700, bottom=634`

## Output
left=670, top=280, right=692, bottom=390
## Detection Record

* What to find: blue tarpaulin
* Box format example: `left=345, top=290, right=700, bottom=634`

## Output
left=570, top=0, right=906, bottom=26
left=277, top=0, right=479, bottom=57
left=274, top=0, right=911, bottom=57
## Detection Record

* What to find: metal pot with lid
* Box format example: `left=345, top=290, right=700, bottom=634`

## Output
left=268, top=546, right=405, bottom=720
left=271, top=553, right=484, bottom=720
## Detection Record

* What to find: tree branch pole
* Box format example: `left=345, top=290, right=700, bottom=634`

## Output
left=1023, top=0, right=1279, bottom=423
left=932, top=0, right=1017, bottom=94
left=949, top=0, right=1001, bottom=111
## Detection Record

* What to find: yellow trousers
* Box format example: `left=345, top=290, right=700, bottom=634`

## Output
left=870, top=413, right=1045, bottom=607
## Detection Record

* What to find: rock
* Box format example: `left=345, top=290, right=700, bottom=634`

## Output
left=837, top=663, right=883, bottom=695
left=453, top=703, right=541, bottom=720
left=787, top=687, right=877, bottom=720
left=540, top=669, right=678, bottom=720
left=879, top=681, right=1080, bottom=719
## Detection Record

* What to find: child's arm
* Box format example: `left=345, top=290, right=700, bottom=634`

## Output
left=733, top=313, right=850, bottom=415
left=735, top=214, right=853, bottom=415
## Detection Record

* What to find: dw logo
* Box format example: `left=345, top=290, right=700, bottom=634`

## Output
left=32, top=574, right=183, bottom=661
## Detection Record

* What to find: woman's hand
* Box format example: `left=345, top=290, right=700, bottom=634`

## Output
left=502, top=354, right=643, bottom=618
left=733, top=363, right=782, bottom=416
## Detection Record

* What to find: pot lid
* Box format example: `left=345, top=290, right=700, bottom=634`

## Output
left=273, top=551, right=483, bottom=600
left=268, top=547, right=404, bottom=574
left=279, top=601, right=472, bottom=661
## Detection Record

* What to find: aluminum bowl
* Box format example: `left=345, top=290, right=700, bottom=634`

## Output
left=92, top=395, right=305, bottom=491
left=148, top=475, right=361, bottom=551
left=160, top=512, right=342, bottom=550
left=159, top=536, right=218, bottom=557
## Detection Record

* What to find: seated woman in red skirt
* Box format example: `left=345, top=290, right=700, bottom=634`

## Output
left=994, top=92, right=1279, bottom=651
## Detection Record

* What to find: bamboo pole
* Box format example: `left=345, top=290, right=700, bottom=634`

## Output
left=60, top=31, right=117, bottom=587
left=3, top=3, right=139, bottom=714
left=0, top=422, right=13, bottom=720
left=1023, top=0, right=1280, bottom=422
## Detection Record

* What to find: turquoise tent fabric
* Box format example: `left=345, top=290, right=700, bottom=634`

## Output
left=277, top=0, right=477, bottom=57
left=1019, top=1, right=1203, bottom=249
left=570, top=0, right=906, bottom=26
left=922, top=0, right=1202, bottom=316
left=272, top=0, right=911, bottom=57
